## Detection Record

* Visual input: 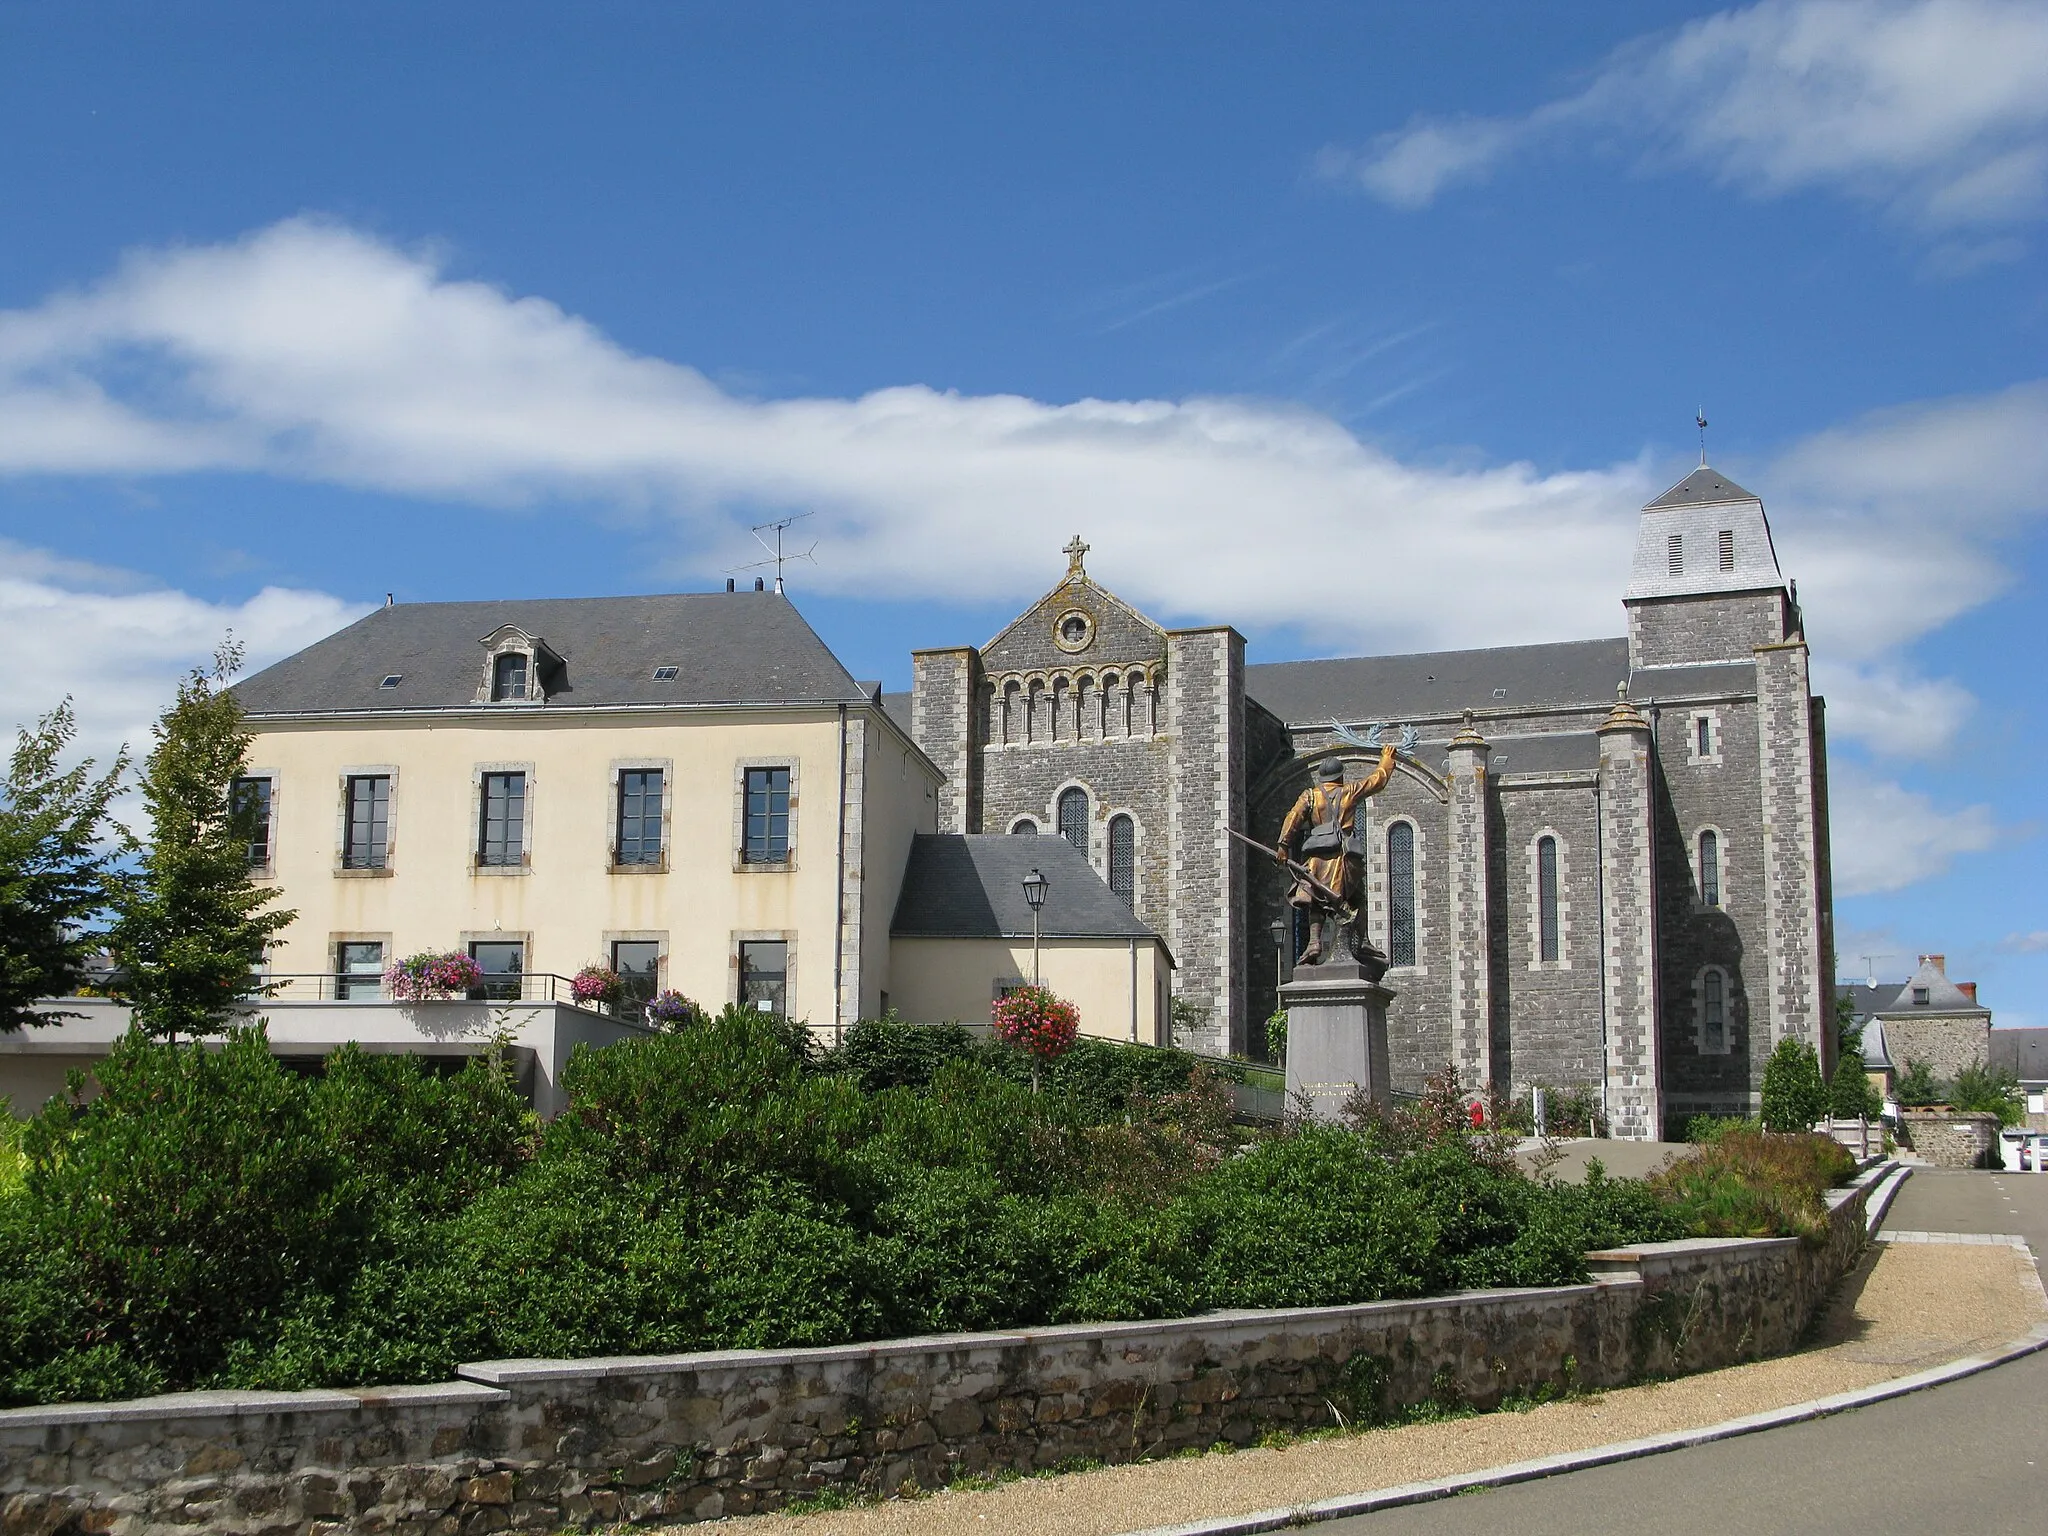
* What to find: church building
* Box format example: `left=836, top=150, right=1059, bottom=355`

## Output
left=903, top=466, right=1836, bottom=1135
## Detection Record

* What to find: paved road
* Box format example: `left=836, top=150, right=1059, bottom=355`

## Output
left=1321, top=1167, right=2048, bottom=1536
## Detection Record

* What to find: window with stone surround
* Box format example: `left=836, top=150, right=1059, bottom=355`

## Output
left=1698, top=828, right=1721, bottom=908
left=1009, top=817, right=1039, bottom=835
left=1537, top=837, right=1560, bottom=962
left=1108, top=814, right=1135, bottom=907
left=1696, top=965, right=1732, bottom=1054
left=342, top=774, right=391, bottom=869
left=1387, top=820, right=1416, bottom=968
left=1687, top=709, right=1724, bottom=766
left=232, top=773, right=275, bottom=872
left=1057, top=786, right=1089, bottom=854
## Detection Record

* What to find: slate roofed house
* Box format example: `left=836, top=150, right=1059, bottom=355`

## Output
left=888, top=832, right=1173, bottom=1044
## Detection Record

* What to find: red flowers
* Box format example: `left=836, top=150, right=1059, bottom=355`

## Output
left=991, top=984, right=1080, bottom=1063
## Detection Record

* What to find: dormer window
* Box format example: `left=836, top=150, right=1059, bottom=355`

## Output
left=475, top=625, right=559, bottom=705
left=492, top=652, right=528, bottom=701
left=1912, top=986, right=1930, bottom=1005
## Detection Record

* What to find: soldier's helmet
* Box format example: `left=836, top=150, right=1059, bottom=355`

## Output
left=1313, top=760, right=1345, bottom=781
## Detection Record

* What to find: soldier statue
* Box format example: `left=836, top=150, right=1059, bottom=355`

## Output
left=1273, top=722, right=1416, bottom=968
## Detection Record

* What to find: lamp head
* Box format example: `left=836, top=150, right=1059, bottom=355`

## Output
left=1021, top=867, right=1049, bottom=911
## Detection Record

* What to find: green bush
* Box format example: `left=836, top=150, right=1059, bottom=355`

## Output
left=1948, top=1062, right=2024, bottom=1127
left=1894, top=1059, right=1943, bottom=1107
left=0, top=1013, right=1855, bottom=1406
left=1651, top=1128, right=1854, bottom=1241
left=1829, top=1051, right=1883, bottom=1120
left=1759, top=1039, right=1828, bottom=1132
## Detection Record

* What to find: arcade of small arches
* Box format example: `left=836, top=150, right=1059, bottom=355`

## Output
left=982, top=665, right=1166, bottom=747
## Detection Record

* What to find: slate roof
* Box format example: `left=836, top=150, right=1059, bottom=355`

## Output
left=891, top=833, right=1159, bottom=941
left=1646, top=466, right=1761, bottom=509
left=1487, top=732, right=1601, bottom=775
left=232, top=593, right=873, bottom=716
left=1246, top=639, right=1631, bottom=726
left=1989, top=1028, right=2048, bottom=1085
left=881, top=691, right=913, bottom=735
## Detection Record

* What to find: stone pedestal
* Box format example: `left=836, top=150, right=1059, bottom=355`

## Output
left=1282, top=957, right=1396, bottom=1122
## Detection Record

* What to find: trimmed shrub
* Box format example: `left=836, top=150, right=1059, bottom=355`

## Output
left=1759, top=1039, right=1827, bottom=1132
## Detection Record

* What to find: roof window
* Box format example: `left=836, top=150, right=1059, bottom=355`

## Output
left=1912, top=986, right=1930, bottom=1005
left=492, top=652, right=529, bottom=702
left=651, top=666, right=680, bottom=681
left=379, top=674, right=403, bottom=689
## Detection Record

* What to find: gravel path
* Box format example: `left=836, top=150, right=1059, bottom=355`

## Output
left=683, top=1241, right=2045, bottom=1536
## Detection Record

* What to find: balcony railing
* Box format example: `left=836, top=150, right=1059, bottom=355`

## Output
left=76, top=973, right=652, bottom=1014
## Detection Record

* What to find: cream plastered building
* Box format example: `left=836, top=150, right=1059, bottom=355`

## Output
left=216, top=588, right=1173, bottom=1044
left=231, top=590, right=942, bottom=1027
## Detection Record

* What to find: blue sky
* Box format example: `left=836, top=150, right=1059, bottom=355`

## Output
left=2, top=1, right=2044, bottom=1014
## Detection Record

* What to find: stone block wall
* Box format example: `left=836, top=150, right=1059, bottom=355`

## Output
left=1628, top=590, right=1793, bottom=669
left=1883, top=1017, right=1990, bottom=1084
left=1754, top=640, right=1828, bottom=1069
left=1898, top=1111, right=1999, bottom=1169
left=0, top=1166, right=1883, bottom=1535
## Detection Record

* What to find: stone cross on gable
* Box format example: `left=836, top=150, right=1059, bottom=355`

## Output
left=1064, top=534, right=1090, bottom=577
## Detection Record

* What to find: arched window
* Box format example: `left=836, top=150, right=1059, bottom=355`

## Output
left=1009, top=817, right=1038, bottom=835
left=1386, top=821, right=1416, bottom=967
left=1057, top=787, right=1089, bottom=853
left=1537, top=835, right=1560, bottom=963
left=1698, top=830, right=1721, bottom=908
left=1702, top=968, right=1726, bottom=1053
left=1107, top=815, right=1136, bottom=906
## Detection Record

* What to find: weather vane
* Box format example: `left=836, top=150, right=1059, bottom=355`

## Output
left=1696, top=407, right=1709, bottom=467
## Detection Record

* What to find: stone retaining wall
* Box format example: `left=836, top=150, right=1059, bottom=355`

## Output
left=0, top=1163, right=1885, bottom=1536
left=1898, top=1111, right=1999, bottom=1169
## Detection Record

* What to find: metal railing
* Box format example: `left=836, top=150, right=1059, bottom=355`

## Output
left=78, top=973, right=652, bottom=1013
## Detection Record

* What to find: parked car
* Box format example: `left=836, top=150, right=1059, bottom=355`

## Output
left=1998, top=1130, right=2047, bottom=1172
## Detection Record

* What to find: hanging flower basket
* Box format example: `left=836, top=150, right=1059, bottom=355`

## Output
left=645, top=990, right=702, bottom=1031
left=992, top=985, right=1081, bottom=1086
left=384, top=951, right=485, bottom=1001
left=571, top=964, right=624, bottom=1008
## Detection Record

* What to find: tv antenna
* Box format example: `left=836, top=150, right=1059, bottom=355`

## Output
left=1695, top=407, right=1709, bottom=467
left=1857, top=953, right=1898, bottom=988
left=728, top=512, right=818, bottom=594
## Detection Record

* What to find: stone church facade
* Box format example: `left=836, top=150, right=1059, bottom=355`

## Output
left=906, top=469, right=1835, bottom=1136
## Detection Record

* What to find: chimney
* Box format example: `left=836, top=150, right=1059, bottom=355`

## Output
left=1959, top=982, right=1978, bottom=1003
left=1919, top=954, right=1945, bottom=973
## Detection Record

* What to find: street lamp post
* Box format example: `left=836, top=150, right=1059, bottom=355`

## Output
left=1270, top=913, right=1290, bottom=996
left=1021, top=867, right=1049, bottom=986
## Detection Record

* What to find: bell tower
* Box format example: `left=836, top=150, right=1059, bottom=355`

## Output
left=1623, top=467, right=1795, bottom=670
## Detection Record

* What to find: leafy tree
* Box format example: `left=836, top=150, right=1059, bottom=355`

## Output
left=107, top=641, right=294, bottom=1040
left=1759, top=1038, right=1827, bottom=1132
left=1895, top=1059, right=1944, bottom=1108
left=1948, top=1062, right=2024, bottom=1127
left=1829, top=1049, right=1882, bottom=1119
left=0, top=701, right=127, bottom=1031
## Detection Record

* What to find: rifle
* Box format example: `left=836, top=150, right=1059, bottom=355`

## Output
left=1226, top=826, right=1348, bottom=907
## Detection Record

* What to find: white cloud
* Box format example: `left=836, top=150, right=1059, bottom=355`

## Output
left=0, top=219, right=2039, bottom=894
left=0, top=549, right=367, bottom=778
left=2001, top=931, right=2048, bottom=954
left=1329, top=0, right=2048, bottom=232
left=1827, top=762, right=1998, bottom=895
